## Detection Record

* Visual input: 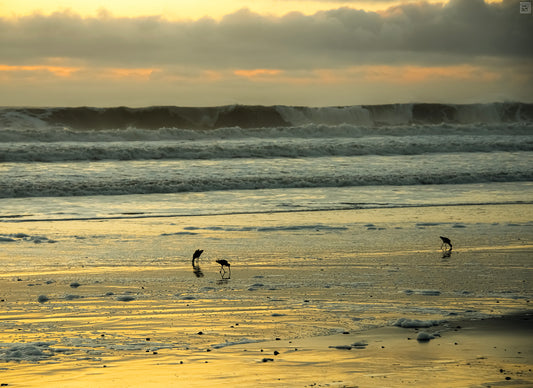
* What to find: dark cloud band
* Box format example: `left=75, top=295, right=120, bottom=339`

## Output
left=0, top=0, right=531, bottom=70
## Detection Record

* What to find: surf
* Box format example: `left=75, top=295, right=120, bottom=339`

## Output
left=1, top=102, right=532, bottom=133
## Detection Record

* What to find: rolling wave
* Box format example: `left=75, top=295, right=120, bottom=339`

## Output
left=2, top=122, right=532, bottom=144
left=2, top=102, right=532, bottom=199
left=1, top=102, right=532, bottom=134
left=2, top=168, right=531, bottom=198
left=1, top=135, right=532, bottom=162
left=1, top=152, right=531, bottom=198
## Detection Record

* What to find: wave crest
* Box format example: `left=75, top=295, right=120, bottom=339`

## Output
left=1, top=102, right=531, bottom=133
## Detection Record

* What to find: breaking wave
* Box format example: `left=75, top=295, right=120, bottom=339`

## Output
left=1, top=102, right=532, bottom=134
left=1, top=103, right=532, bottom=162
left=2, top=102, right=532, bottom=199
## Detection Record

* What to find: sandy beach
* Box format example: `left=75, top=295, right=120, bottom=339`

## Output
left=1, top=204, right=532, bottom=387
left=3, top=312, right=530, bottom=388
left=2, top=0, right=532, bottom=385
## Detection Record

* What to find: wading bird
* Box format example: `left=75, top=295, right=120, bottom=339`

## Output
left=440, top=236, right=452, bottom=251
left=216, top=259, right=231, bottom=278
left=192, top=249, right=203, bottom=266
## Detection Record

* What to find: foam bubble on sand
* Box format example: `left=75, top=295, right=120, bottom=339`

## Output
left=59, top=336, right=174, bottom=354
left=177, top=295, right=196, bottom=300
left=329, top=341, right=369, bottom=350
left=404, top=289, right=441, bottom=296
left=211, top=338, right=258, bottom=349
left=0, top=233, right=30, bottom=242
left=393, top=318, right=443, bottom=328
left=161, top=231, right=198, bottom=236
left=116, top=296, right=136, bottom=302
left=352, top=340, right=369, bottom=348
left=0, top=342, right=55, bottom=362
left=64, top=294, right=83, bottom=300
left=12, top=233, right=30, bottom=238
left=416, top=332, right=435, bottom=342
left=415, top=223, right=442, bottom=227
left=329, top=345, right=353, bottom=350
left=30, top=236, right=57, bottom=244
left=0, top=233, right=56, bottom=244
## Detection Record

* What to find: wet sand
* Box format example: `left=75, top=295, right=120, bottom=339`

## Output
left=1, top=294, right=531, bottom=388
left=0, top=265, right=531, bottom=387
left=1, top=204, right=532, bottom=386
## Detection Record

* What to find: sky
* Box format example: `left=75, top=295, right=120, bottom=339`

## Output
left=0, top=0, right=532, bottom=107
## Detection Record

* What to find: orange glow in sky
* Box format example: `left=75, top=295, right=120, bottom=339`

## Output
left=234, top=69, right=283, bottom=78
left=0, top=64, right=81, bottom=77
left=0, top=1, right=529, bottom=106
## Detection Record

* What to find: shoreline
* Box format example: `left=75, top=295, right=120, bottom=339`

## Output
left=1, top=202, right=531, bottom=386
left=3, top=199, right=533, bottom=223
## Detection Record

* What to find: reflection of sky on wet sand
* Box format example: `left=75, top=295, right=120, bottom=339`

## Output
left=0, top=204, right=532, bottom=385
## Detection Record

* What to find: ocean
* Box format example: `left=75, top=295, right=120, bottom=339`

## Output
left=1, top=103, right=532, bottom=385
left=1, top=102, right=532, bottom=223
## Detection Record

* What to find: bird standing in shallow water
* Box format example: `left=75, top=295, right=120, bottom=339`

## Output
left=216, top=259, right=231, bottom=278
left=191, top=249, right=204, bottom=277
left=192, top=249, right=203, bottom=266
left=440, top=236, right=452, bottom=251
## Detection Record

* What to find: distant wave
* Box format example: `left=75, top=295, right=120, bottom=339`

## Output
left=1, top=102, right=532, bottom=133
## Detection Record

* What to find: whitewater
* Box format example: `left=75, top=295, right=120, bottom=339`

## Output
left=1, top=103, right=532, bottom=387
left=1, top=102, right=532, bottom=220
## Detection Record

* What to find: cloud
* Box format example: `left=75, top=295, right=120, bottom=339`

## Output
left=234, top=69, right=284, bottom=78
left=0, top=64, right=82, bottom=77
left=280, top=0, right=421, bottom=2
left=0, top=0, right=530, bottom=72
left=2, top=62, right=527, bottom=107
left=0, top=0, right=531, bottom=106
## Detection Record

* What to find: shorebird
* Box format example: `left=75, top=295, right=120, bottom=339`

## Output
left=440, top=236, right=452, bottom=250
left=216, top=259, right=231, bottom=278
left=192, top=249, right=203, bottom=266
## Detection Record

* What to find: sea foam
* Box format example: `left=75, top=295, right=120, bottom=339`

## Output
left=1, top=103, right=531, bottom=133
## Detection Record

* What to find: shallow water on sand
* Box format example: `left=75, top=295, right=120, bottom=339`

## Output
left=0, top=204, right=532, bottom=386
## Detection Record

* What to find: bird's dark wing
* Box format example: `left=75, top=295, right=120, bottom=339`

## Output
left=193, top=249, right=204, bottom=259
